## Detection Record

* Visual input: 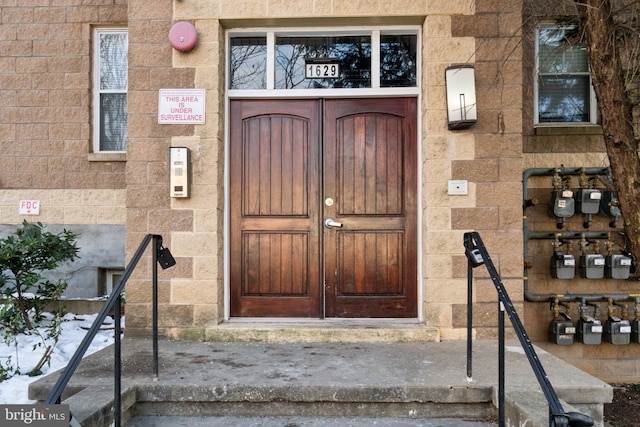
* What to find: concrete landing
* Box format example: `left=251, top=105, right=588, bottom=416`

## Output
left=28, top=339, right=612, bottom=427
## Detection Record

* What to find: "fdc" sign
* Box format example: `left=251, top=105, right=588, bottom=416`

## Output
left=19, top=200, right=40, bottom=215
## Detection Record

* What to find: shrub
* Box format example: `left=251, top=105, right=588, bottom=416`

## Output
left=0, top=221, right=79, bottom=379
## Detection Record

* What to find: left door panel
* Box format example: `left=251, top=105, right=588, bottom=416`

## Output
left=229, top=99, right=322, bottom=317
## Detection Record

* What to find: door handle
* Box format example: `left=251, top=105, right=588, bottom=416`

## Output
left=324, top=218, right=343, bottom=229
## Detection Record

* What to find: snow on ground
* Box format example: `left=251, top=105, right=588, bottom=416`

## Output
left=0, top=313, right=119, bottom=404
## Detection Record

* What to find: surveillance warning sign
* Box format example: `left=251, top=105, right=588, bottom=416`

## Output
left=158, top=89, right=205, bottom=124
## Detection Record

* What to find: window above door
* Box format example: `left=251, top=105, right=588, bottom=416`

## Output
left=228, top=28, right=420, bottom=96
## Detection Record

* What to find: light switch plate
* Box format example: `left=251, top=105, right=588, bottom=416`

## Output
left=448, top=180, right=468, bottom=195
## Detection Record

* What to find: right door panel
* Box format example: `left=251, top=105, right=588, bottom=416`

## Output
left=323, top=98, right=418, bottom=318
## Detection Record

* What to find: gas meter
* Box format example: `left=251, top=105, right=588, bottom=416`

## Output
left=603, top=300, right=631, bottom=346
left=576, top=170, right=602, bottom=228
left=578, top=237, right=605, bottom=279
left=548, top=301, right=575, bottom=346
left=632, top=304, right=640, bottom=344
left=604, top=316, right=631, bottom=345
left=576, top=302, right=602, bottom=345
left=548, top=169, right=574, bottom=229
left=604, top=240, right=632, bottom=279
left=600, top=191, right=621, bottom=227
left=549, top=235, right=575, bottom=280
left=577, top=188, right=602, bottom=215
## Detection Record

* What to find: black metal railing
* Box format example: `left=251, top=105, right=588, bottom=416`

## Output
left=45, top=234, right=175, bottom=427
left=464, top=231, right=594, bottom=427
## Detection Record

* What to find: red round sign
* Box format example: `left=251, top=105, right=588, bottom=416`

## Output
left=168, top=21, right=198, bottom=52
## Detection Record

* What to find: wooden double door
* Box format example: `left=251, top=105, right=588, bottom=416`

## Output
left=230, top=98, right=417, bottom=318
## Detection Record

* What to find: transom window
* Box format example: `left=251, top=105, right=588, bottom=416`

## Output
left=228, top=28, right=419, bottom=94
left=275, top=35, right=372, bottom=89
left=535, top=23, right=597, bottom=125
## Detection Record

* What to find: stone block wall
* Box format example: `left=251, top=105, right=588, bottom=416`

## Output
left=444, top=1, right=525, bottom=340
left=0, top=0, right=129, bottom=222
left=0, top=1, right=128, bottom=190
left=125, top=0, right=201, bottom=338
left=0, top=1, right=129, bottom=297
left=120, top=0, right=526, bottom=341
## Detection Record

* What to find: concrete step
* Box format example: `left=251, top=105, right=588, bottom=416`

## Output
left=29, top=340, right=611, bottom=427
left=204, top=320, right=440, bottom=343
left=504, top=391, right=603, bottom=427
left=64, top=383, right=496, bottom=427
left=125, top=415, right=498, bottom=426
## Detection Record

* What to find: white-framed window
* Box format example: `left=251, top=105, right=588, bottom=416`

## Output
left=227, top=27, right=420, bottom=97
left=535, top=22, right=597, bottom=125
left=106, top=270, right=123, bottom=295
left=93, top=28, right=128, bottom=152
left=98, top=268, right=124, bottom=296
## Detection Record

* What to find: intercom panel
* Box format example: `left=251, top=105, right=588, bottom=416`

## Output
left=170, top=147, right=190, bottom=198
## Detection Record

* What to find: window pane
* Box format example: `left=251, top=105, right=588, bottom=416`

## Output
left=538, top=76, right=590, bottom=122
left=100, top=32, right=128, bottom=91
left=100, top=94, right=127, bottom=151
left=230, top=37, right=267, bottom=89
left=275, top=36, right=371, bottom=89
left=538, top=28, right=588, bottom=73
left=380, top=34, right=417, bottom=87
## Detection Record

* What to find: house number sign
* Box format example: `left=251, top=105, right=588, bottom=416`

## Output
left=305, top=59, right=340, bottom=79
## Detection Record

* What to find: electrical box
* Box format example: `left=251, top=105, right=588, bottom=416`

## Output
left=170, top=147, right=190, bottom=198
left=447, top=180, right=468, bottom=195
left=577, top=188, right=602, bottom=214
left=579, top=254, right=605, bottom=279
left=604, top=317, right=631, bottom=345
left=605, top=254, right=632, bottom=279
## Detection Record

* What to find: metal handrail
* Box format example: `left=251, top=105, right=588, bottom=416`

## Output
left=464, top=231, right=594, bottom=427
left=45, top=234, right=175, bottom=427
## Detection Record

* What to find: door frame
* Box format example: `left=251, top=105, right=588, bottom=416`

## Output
left=224, top=96, right=423, bottom=321
left=223, top=25, right=423, bottom=321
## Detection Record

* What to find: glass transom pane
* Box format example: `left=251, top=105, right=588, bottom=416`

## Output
left=230, top=37, right=267, bottom=90
left=380, top=34, right=417, bottom=87
left=99, top=32, right=128, bottom=91
left=275, top=35, right=371, bottom=89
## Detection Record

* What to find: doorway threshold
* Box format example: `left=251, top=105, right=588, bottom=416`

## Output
left=205, top=319, right=439, bottom=343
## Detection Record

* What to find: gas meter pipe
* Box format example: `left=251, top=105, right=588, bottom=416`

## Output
left=523, top=167, right=639, bottom=304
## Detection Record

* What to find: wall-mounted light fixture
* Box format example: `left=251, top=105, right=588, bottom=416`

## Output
left=445, top=65, right=477, bottom=130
